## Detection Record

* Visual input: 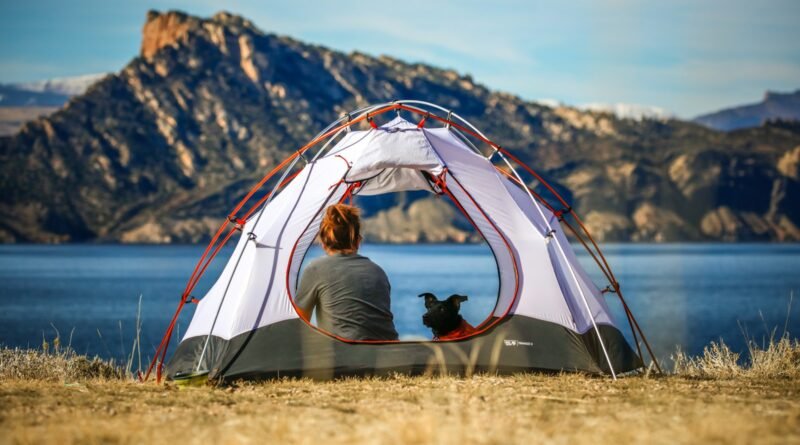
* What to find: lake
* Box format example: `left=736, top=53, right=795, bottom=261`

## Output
left=1, top=243, right=798, bottom=368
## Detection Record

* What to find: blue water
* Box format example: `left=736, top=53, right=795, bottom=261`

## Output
left=1, top=243, right=798, bottom=367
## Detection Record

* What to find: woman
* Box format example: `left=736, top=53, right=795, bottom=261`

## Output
left=295, top=203, right=398, bottom=341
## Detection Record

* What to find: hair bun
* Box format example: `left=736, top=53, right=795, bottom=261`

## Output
left=319, top=203, right=362, bottom=253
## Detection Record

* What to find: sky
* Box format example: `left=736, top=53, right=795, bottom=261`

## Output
left=0, top=0, right=798, bottom=118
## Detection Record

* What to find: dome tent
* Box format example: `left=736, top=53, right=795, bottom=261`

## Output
left=149, top=101, right=658, bottom=383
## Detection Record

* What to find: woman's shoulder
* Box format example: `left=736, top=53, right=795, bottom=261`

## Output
left=307, top=253, right=383, bottom=272
left=306, top=255, right=334, bottom=269
left=306, top=254, right=352, bottom=270
left=355, top=255, right=388, bottom=274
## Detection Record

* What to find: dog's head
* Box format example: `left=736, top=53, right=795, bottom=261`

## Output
left=419, top=292, right=468, bottom=337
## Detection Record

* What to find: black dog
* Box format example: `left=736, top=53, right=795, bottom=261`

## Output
left=418, top=292, right=476, bottom=340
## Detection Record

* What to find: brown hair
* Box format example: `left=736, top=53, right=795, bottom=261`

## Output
left=319, top=203, right=362, bottom=254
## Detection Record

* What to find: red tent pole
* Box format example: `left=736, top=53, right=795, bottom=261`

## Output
left=397, top=103, right=661, bottom=373
left=495, top=148, right=662, bottom=374
left=144, top=104, right=402, bottom=382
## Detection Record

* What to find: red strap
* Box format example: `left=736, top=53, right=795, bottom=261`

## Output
left=339, top=181, right=363, bottom=204
left=553, top=206, right=572, bottom=221
left=368, top=117, right=378, bottom=129
left=432, top=168, right=448, bottom=189
left=329, top=179, right=345, bottom=191
left=228, top=215, right=246, bottom=230
left=417, top=115, right=428, bottom=128
left=335, top=154, right=352, bottom=168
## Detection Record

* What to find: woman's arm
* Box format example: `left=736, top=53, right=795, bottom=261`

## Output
left=294, top=265, right=318, bottom=322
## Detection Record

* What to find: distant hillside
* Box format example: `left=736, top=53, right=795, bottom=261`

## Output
left=1, top=10, right=799, bottom=243
left=694, top=90, right=800, bottom=131
left=0, top=84, right=69, bottom=108
left=12, top=73, right=109, bottom=97
left=0, top=74, right=108, bottom=135
left=0, top=107, right=58, bottom=136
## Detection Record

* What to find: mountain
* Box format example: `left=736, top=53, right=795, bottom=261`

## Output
left=694, top=90, right=800, bottom=131
left=0, top=85, right=69, bottom=107
left=1, top=10, right=799, bottom=244
left=0, top=73, right=108, bottom=107
left=0, top=85, right=68, bottom=136
left=0, top=73, right=109, bottom=136
left=0, top=107, right=59, bottom=136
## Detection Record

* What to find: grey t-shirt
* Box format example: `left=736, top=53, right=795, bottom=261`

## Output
left=295, top=253, right=398, bottom=341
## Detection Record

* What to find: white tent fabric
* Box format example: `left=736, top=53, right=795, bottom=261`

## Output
left=182, top=117, right=620, bottom=343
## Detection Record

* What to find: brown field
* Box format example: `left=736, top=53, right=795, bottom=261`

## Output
left=0, top=107, right=57, bottom=136
left=1, top=373, right=799, bottom=445
left=1, top=338, right=799, bottom=445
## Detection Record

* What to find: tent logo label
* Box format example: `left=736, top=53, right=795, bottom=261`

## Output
left=504, top=339, right=533, bottom=347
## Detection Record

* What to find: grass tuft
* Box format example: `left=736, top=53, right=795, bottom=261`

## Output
left=0, top=347, right=124, bottom=382
left=672, top=333, right=800, bottom=379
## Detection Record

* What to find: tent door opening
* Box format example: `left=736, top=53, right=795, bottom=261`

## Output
left=285, top=167, right=518, bottom=344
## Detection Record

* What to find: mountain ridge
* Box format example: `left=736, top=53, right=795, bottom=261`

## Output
left=0, top=74, right=110, bottom=135
left=13, top=73, right=109, bottom=97
left=1, top=10, right=799, bottom=243
left=694, top=90, right=800, bottom=131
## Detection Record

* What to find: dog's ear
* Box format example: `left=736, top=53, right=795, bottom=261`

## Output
left=418, top=292, right=438, bottom=309
left=447, top=294, right=468, bottom=310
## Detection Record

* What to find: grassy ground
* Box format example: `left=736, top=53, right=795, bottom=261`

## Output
left=2, top=373, right=799, bottom=444
left=1, top=339, right=799, bottom=444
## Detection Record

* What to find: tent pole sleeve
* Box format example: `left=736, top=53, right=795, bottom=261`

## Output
left=145, top=104, right=402, bottom=381
left=496, top=166, right=648, bottom=365
left=399, top=99, right=624, bottom=378
left=489, top=141, right=660, bottom=374
left=496, top=151, right=618, bottom=380
left=195, top=144, right=308, bottom=372
left=195, top=238, right=249, bottom=372
left=551, top=236, right=617, bottom=379
left=199, top=121, right=370, bottom=373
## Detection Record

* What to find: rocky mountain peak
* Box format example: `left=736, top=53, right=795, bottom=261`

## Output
left=211, top=11, right=258, bottom=30
left=141, top=10, right=264, bottom=60
left=141, top=10, right=200, bottom=59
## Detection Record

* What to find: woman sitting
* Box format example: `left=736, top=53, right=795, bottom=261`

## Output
left=295, top=203, right=398, bottom=341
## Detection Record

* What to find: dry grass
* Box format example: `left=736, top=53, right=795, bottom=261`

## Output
left=0, top=107, right=57, bottom=136
left=1, top=338, right=799, bottom=444
left=1, top=373, right=799, bottom=445
left=671, top=296, right=800, bottom=380
left=0, top=330, right=123, bottom=382
left=673, top=334, right=800, bottom=379
left=0, top=348, right=123, bottom=382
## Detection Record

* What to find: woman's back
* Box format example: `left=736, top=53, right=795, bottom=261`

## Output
left=296, top=253, right=398, bottom=341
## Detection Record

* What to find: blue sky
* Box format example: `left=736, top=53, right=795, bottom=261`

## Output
left=0, top=0, right=798, bottom=117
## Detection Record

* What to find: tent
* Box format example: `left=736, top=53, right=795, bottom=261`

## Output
left=149, top=101, right=659, bottom=383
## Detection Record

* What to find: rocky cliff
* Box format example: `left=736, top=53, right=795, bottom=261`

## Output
left=1, top=10, right=799, bottom=243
